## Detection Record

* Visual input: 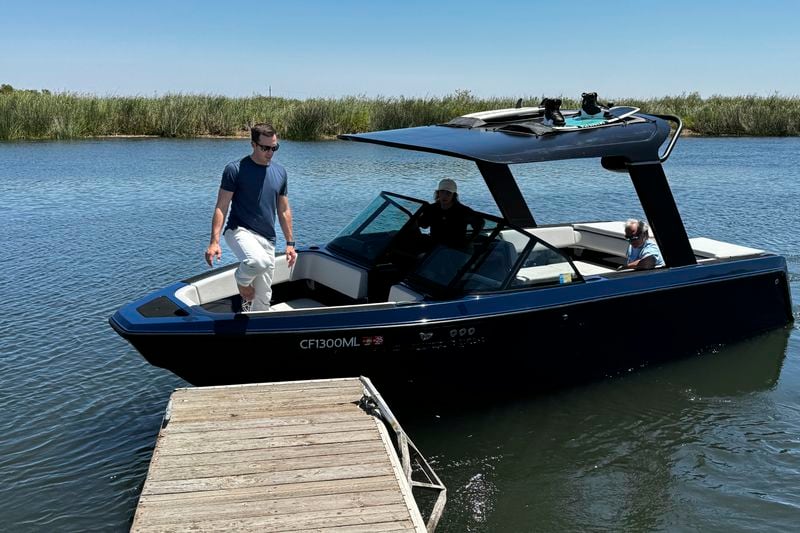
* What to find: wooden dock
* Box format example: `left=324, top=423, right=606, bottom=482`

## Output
left=131, top=377, right=445, bottom=532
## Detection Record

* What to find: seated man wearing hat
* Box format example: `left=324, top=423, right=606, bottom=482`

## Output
left=418, top=178, right=484, bottom=250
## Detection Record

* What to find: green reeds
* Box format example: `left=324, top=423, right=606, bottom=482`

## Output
left=1, top=90, right=799, bottom=141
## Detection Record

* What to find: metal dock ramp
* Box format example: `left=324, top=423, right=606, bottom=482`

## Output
left=131, top=377, right=445, bottom=532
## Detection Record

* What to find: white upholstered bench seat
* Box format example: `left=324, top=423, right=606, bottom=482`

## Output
left=688, top=237, right=763, bottom=258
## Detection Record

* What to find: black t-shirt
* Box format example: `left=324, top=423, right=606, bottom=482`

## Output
left=418, top=202, right=482, bottom=249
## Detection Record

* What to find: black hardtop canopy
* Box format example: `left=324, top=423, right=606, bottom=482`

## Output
left=337, top=112, right=672, bottom=165
left=338, top=111, right=696, bottom=268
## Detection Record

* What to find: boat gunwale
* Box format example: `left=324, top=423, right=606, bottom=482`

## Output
left=109, top=253, right=789, bottom=336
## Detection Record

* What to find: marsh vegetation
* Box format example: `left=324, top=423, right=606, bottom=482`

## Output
left=1, top=86, right=798, bottom=140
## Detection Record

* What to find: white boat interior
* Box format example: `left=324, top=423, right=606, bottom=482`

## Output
left=175, top=219, right=763, bottom=316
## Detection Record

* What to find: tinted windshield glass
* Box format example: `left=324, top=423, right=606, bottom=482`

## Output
left=410, top=218, right=580, bottom=294
left=328, top=192, right=425, bottom=265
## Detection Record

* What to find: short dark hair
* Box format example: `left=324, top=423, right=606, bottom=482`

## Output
left=251, top=123, right=277, bottom=143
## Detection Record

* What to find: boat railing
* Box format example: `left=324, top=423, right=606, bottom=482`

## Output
left=654, top=113, right=683, bottom=162
left=359, top=376, right=447, bottom=532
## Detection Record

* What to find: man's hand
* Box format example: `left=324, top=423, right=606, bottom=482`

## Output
left=205, top=242, right=222, bottom=267
left=286, top=245, right=298, bottom=267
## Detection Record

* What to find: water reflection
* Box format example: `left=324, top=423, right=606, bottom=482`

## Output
left=406, top=329, right=792, bottom=532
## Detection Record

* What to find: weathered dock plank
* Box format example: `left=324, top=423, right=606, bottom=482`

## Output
left=131, top=377, right=430, bottom=532
left=138, top=475, right=399, bottom=506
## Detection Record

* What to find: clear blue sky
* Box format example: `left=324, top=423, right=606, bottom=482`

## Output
left=2, top=0, right=798, bottom=99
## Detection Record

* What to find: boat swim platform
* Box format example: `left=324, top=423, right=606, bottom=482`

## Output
left=131, top=376, right=446, bottom=532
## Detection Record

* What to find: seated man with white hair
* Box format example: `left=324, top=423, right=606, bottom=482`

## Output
left=622, top=219, right=664, bottom=270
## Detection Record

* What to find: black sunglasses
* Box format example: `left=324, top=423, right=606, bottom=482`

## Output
left=254, top=142, right=280, bottom=153
left=626, top=233, right=643, bottom=242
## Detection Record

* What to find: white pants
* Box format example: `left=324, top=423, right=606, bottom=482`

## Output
left=224, top=227, right=275, bottom=311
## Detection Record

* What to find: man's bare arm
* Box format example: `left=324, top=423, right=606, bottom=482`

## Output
left=205, top=188, right=234, bottom=266
left=277, top=195, right=297, bottom=267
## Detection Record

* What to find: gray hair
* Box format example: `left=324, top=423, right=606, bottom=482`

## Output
left=625, top=218, right=649, bottom=239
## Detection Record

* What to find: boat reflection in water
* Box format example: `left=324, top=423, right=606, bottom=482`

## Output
left=394, top=325, right=793, bottom=414
left=673, top=327, right=790, bottom=395
left=425, top=327, right=793, bottom=531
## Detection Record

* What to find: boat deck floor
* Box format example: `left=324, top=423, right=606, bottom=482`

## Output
left=131, top=378, right=427, bottom=532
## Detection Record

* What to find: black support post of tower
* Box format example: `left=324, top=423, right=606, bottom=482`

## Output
left=476, top=161, right=536, bottom=227
left=628, top=162, right=696, bottom=267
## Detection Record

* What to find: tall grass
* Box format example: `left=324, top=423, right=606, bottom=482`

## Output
left=1, top=90, right=799, bottom=141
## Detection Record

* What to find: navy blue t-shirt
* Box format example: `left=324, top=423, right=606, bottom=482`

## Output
left=221, top=156, right=288, bottom=242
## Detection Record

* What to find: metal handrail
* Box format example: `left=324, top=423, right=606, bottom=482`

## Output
left=653, top=113, right=683, bottom=163
left=360, top=376, right=447, bottom=532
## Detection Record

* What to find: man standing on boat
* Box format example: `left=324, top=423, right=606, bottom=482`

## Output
left=623, top=219, right=664, bottom=270
left=418, top=178, right=484, bottom=249
left=204, top=123, right=297, bottom=312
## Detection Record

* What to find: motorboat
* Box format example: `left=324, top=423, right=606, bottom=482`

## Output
left=110, top=105, right=794, bottom=387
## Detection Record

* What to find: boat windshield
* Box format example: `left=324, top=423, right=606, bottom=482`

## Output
left=408, top=219, right=581, bottom=296
left=327, top=191, right=581, bottom=296
left=328, top=192, right=426, bottom=265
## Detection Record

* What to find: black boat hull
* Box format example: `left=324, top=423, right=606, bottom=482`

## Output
left=115, top=267, right=793, bottom=388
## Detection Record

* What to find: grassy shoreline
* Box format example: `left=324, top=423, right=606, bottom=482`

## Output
left=1, top=90, right=799, bottom=141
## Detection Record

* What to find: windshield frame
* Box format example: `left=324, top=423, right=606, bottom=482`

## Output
left=405, top=214, right=585, bottom=298
left=326, top=191, right=585, bottom=299
left=327, top=191, right=427, bottom=267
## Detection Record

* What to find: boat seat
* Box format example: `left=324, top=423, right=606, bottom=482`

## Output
left=573, top=222, right=645, bottom=257
left=572, top=221, right=627, bottom=238
left=572, top=261, right=617, bottom=276
left=689, top=237, right=763, bottom=258
left=500, top=226, right=577, bottom=252
left=481, top=240, right=518, bottom=274
left=515, top=259, right=617, bottom=284
left=270, top=298, right=326, bottom=312
left=527, top=226, right=578, bottom=249
left=498, top=230, right=529, bottom=253
left=180, top=252, right=368, bottom=308
left=288, top=252, right=368, bottom=300
left=177, top=268, right=238, bottom=306
left=465, top=240, right=518, bottom=290
left=515, top=263, right=574, bottom=285
left=388, top=284, right=424, bottom=302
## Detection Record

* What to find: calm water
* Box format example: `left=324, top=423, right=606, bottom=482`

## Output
left=1, top=137, right=799, bottom=532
